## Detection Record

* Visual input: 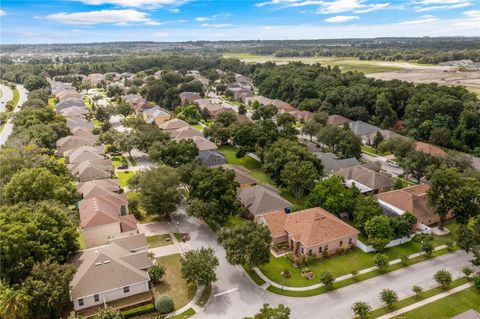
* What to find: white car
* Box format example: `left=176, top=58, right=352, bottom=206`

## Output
left=387, top=160, right=400, bottom=168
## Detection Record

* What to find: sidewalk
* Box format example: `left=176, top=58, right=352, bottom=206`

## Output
left=376, top=282, right=474, bottom=319
left=254, top=244, right=449, bottom=291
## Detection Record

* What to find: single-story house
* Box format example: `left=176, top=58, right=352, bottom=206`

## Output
left=189, top=136, right=218, bottom=152
left=179, top=92, right=202, bottom=105
left=56, top=97, right=85, bottom=111
left=327, top=114, right=352, bottom=127
left=290, top=110, right=313, bottom=123
left=52, top=85, right=76, bottom=96
left=197, top=150, right=226, bottom=167
left=256, top=207, right=360, bottom=257
left=215, top=164, right=257, bottom=188
left=79, top=194, right=137, bottom=248
left=86, top=73, right=105, bottom=85
left=64, top=145, right=105, bottom=164
left=170, top=126, right=203, bottom=140
left=121, top=94, right=148, bottom=114
left=56, top=135, right=98, bottom=155
left=71, top=126, right=97, bottom=138
left=57, top=90, right=82, bottom=101
left=244, top=96, right=273, bottom=107
left=70, top=159, right=112, bottom=182
left=157, top=118, right=190, bottom=131
left=60, top=106, right=89, bottom=118
left=237, top=184, right=292, bottom=218
left=77, top=179, right=120, bottom=199
left=374, top=184, right=453, bottom=227
left=334, top=164, right=394, bottom=194
left=271, top=99, right=297, bottom=113
left=348, top=121, right=382, bottom=144
left=69, top=233, right=152, bottom=311
left=143, top=106, right=170, bottom=124
left=414, top=141, right=447, bottom=157
left=195, top=99, right=226, bottom=116
left=67, top=117, right=94, bottom=131
left=317, top=152, right=360, bottom=174
left=363, top=129, right=406, bottom=145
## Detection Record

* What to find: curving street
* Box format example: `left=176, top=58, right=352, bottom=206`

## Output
left=0, top=84, right=28, bottom=146
left=170, top=206, right=475, bottom=319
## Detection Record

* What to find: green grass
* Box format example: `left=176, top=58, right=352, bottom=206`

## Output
left=173, top=233, right=183, bottom=242
left=169, top=308, right=196, bottom=319
left=258, top=221, right=458, bottom=288
left=224, top=215, right=248, bottom=229
left=368, top=278, right=469, bottom=318
left=243, top=265, right=266, bottom=286
left=92, top=119, right=102, bottom=128
left=264, top=248, right=455, bottom=297
left=11, top=87, right=20, bottom=108
left=116, top=171, right=134, bottom=187
left=192, top=124, right=204, bottom=131
left=146, top=234, right=173, bottom=248
left=77, top=231, right=86, bottom=250
left=111, top=155, right=128, bottom=168
left=195, top=285, right=212, bottom=307
left=48, top=97, right=56, bottom=109
left=154, top=254, right=197, bottom=310
left=400, top=286, right=480, bottom=319
left=361, top=145, right=391, bottom=156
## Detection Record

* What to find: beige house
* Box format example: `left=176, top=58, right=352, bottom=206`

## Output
left=77, top=179, right=120, bottom=199
left=334, top=164, right=394, bottom=194
left=256, top=207, right=360, bottom=257
left=157, top=118, right=190, bottom=131
left=237, top=185, right=292, bottom=218
left=69, top=233, right=152, bottom=311
left=69, top=159, right=112, bottom=182
left=64, top=146, right=105, bottom=164
left=169, top=126, right=203, bottom=140
left=56, top=135, right=98, bottom=155
left=79, top=194, right=137, bottom=248
left=143, top=106, right=170, bottom=124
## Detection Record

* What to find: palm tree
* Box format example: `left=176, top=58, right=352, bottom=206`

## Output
left=0, top=284, right=31, bottom=319
left=351, top=301, right=372, bottom=319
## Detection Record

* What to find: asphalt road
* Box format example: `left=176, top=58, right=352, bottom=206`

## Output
left=171, top=207, right=475, bottom=319
left=0, top=84, right=28, bottom=146
left=0, top=84, right=14, bottom=113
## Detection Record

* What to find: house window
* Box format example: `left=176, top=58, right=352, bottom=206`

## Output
left=348, top=238, right=353, bottom=244
left=78, top=298, right=84, bottom=307
left=300, top=247, right=304, bottom=254
left=318, top=246, right=323, bottom=253
left=324, top=245, right=329, bottom=251
left=94, top=294, right=99, bottom=302
left=123, top=286, right=130, bottom=294
left=339, top=240, right=343, bottom=246
left=308, top=249, right=312, bottom=255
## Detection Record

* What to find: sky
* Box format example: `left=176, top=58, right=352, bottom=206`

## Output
left=0, top=0, right=479, bottom=44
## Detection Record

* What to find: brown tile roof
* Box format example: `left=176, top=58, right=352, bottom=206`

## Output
left=327, top=114, right=352, bottom=126
left=375, top=184, right=434, bottom=224
left=259, top=207, right=359, bottom=247
left=271, top=99, right=297, bottom=112
left=188, top=136, right=217, bottom=151
left=237, top=185, right=292, bottom=216
left=77, top=179, right=120, bottom=194
left=79, top=194, right=135, bottom=231
left=157, top=119, right=190, bottom=131
left=415, top=141, right=447, bottom=157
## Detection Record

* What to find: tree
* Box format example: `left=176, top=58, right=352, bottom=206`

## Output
left=91, top=307, right=122, bottom=319
left=23, top=75, right=50, bottom=91
left=217, top=222, right=272, bottom=269
left=378, top=137, right=414, bottom=159
left=2, top=167, right=78, bottom=205
left=317, top=125, right=361, bottom=159
left=371, top=131, right=384, bottom=148
left=351, top=301, right=371, bottom=319
left=353, top=196, right=384, bottom=233
left=434, top=269, right=453, bottom=290
left=421, top=239, right=434, bottom=256
left=0, top=201, right=79, bottom=284
left=456, top=218, right=480, bottom=266
left=181, top=247, right=219, bottom=286
left=319, top=271, right=335, bottom=289
left=131, top=122, right=170, bottom=152
left=136, top=167, right=181, bottom=216
left=302, top=120, right=322, bottom=141
left=244, top=304, right=290, bottom=319
left=373, top=253, right=390, bottom=271
left=412, top=285, right=423, bottom=299
left=364, top=216, right=394, bottom=251
left=379, top=289, right=398, bottom=309
left=22, top=260, right=75, bottom=319
left=177, top=104, right=202, bottom=124
left=148, top=264, right=166, bottom=283
left=281, top=160, right=319, bottom=200
left=148, top=139, right=199, bottom=167
left=238, top=104, right=247, bottom=115
left=0, top=284, right=31, bottom=319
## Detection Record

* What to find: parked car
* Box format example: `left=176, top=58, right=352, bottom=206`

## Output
left=387, top=160, right=400, bottom=168
left=118, top=164, right=128, bottom=170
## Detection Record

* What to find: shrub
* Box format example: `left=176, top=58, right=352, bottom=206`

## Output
left=319, top=271, right=335, bottom=289
left=446, top=240, right=454, bottom=251
left=462, top=266, right=473, bottom=279
left=374, top=253, right=389, bottom=271
left=474, top=276, right=480, bottom=290
left=281, top=270, right=292, bottom=278
left=379, top=288, right=398, bottom=309
left=285, top=252, right=295, bottom=263
left=155, top=295, right=174, bottom=314
left=306, top=254, right=316, bottom=265
left=434, top=269, right=453, bottom=290
left=322, top=250, right=330, bottom=258
left=412, top=285, right=423, bottom=299
left=149, top=265, right=166, bottom=283
left=421, top=240, right=434, bottom=256
left=122, top=304, right=156, bottom=318
left=351, top=301, right=371, bottom=319
left=399, top=254, right=409, bottom=266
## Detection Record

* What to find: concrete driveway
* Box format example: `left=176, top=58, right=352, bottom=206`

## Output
left=170, top=206, right=475, bottom=319
left=137, top=221, right=170, bottom=236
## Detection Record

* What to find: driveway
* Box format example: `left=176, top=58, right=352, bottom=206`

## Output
left=170, top=206, right=475, bottom=319
left=137, top=221, right=170, bottom=236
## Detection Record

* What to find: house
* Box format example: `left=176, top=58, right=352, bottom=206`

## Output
left=79, top=194, right=137, bottom=248
left=237, top=185, right=292, bottom=218
left=256, top=207, right=360, bottom=257
left=69, top=233, right=152, bottom=311
left=348, top=121, right=381, bottom=144
left=67, top=117, right=94, bottom=131
left=143, top=106, right=170, bottom=124
left=86, top=73, right=105, bottom=85
left=189, top=136, right=218, bottom=152
left=70, top=159, right=112, bottom=182
left=64, top=145, right=105, bottom=164
left=215, top=164, right=257, bottom=188
left=60, top=106, right=89, bottom=118
left=121, top=94, right=148, bottom=114
left=317, top=152, right=360, bottom=174
left=57, top=90, right=82, bottom=101
left=271, top=99, right=297, bottom=113
left=56, top=135, right=98, bottom=155
left=290, top=110, right=313, bottom=123
left=244, top=96, right=273, bottom=107
left=157, top=118, right=190, bottom=131
left=233, top=89, right=252, bottom=101
left=334, top=164, right=394, bottom=194
left=197, top=150, right=226, bottom=167
left=363, top=129, right=406, bottom=145
left=195, top=99, right=225, bottom=116
left=170, top=126, right=203, bottom=140
left=189, top=74, right=209, bottom=90
left=56, top=97, right=85, bottom=111
left=414, top=141, right=447, bottom=157
left=71, top=126, right=98, bottom=139
left=327, top=114, right=351, bottom=127
left=179, top=92, right=202, bottom=105
left=375, top=184, right=453, bottom=227
left=52, top=84, right=76, bottom=96
left=77, top=179, right=120, bottom=199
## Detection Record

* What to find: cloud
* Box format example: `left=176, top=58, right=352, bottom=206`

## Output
left=45, top=9, right=160, bottom=25
left=200, top=23, right=233, bottom=28
left=77, top=0, right=188, bottom=8
left=323, top=15, right=359, bottom=22
left=414, top=0, right=468, bottom=4
left=195, top=16, right=212, bottom=22
left=0, top=9, right=6, bottom=16
left=463, top=10, right=480, bottom=18
left=354, top=3, right=390, bottom=13
left=169, top=8, right=180, bottom=13
left=399, top=15, right=438, bottom=24
left=256, top=0, right=391, bottom=14
left=414, top=0, right=471, bottom=12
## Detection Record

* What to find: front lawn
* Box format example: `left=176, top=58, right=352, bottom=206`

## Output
left=224, top=215, right=248, bottom=229
left=154, top=254, right=197, bottom=310
left=146, top=234, right=173, bottom=248
left=399, top=286, right=480, bottom=319
left=116, top=171, right=134, bottom=187
left=112, top=155, right=128, bottom=168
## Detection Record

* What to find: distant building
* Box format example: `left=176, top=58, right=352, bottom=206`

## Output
left=327, top=114, right=352, bottom=126
left=348, top=121, right=382, bottom=144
